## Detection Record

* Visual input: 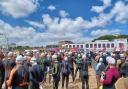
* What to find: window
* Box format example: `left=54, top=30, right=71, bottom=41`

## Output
left=94, top=44, right=97, bottom=48
left=65, top=45, right=68, bottom=48
left=81, top=45, right=83, bottom=48
left=107, top=43, right=110, bottom=48
left=77, top=45, right=79, bottom=48
left=73, top=45, right=75, bottom=48
left=86, top=44, right=89, bottom=48
left=98, top=44, right=101, bottom=48
left=69, top=45, right=71, bottom=48
left=103, top=44, right=106, bottom=48
left=111, top=43, right=114, bottom=48
left=90, top=44, right=93, bottom=48
left=119, top=43, right=124, bottom=49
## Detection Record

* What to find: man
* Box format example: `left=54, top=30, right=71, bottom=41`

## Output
left=102, top=52, right=108, bottom=67
left=86, top=51, right=92, bottom=68
left=80, top=54, right=89, bottom=89
left=67, top=52, right=75, bottom=82
left=115, top=53, right=128, bottom=89
left=39, top=52, right=48, bottom=82
left=95, top=58, right=105, bottom=89
left=24, top=51, right=33, bottom=66
left=29, top=57, right=44, bottom=89
left=7, top=55, right=29, bottom=89
left=74, top=53, right=81, bottom=79
left=47, top=52, right=53, bottom=84
left=3, top=52, right=16, bottom=89
left=57, top=52, right=63, bottom=64
left=120, top=57, right=128, bottom=77
left=52, top=54, right=61, bottom=89
left=0, top=51, right=5, bottom=89
left=61, top=56, right=71, bottom=89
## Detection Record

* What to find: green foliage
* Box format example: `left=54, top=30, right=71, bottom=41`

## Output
left=9, top=46, right=32, bottom=51
left=93, top=35, right=128, bottom=41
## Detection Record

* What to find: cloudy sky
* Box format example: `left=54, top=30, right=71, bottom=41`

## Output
left=0, top=0, right=128, bottom=46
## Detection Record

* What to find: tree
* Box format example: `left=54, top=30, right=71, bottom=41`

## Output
left=93, top=35, right=128, bottom=41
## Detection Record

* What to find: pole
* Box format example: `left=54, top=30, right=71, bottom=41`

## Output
left=4, top=34, right=9, bottom=51
left=0, top=33, right=9, bottom=51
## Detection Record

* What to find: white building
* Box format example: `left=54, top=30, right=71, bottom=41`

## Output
left=64, top=39, right=128, bottom=52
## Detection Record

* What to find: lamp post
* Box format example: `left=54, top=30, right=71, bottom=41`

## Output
left=0, top=33, right=9, bottom=51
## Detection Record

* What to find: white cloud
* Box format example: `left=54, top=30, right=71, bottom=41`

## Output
left=59, top=10, right=69, bottom=18
left=91, top=0, right=128, bottom=24
left=1, top=0, right=127, bottom=46
left=24, top=12, right=114, bottom=45
left=91, top=0, right=111, bottom=13
left=91, top=29, right=121, bottom=37
left=48, top=5, right=56, bottom=11
left=25, top=20, right=45, bottom=29
left=111, top=1, right=128, bottom=24
left=0, top=0, right=39, bottom=18
left=0, top=18, right=93, bottom=46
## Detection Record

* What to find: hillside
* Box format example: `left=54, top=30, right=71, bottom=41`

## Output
left=93, top=35, right=128, bottom=41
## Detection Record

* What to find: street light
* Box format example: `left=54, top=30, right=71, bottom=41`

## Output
left=0, top=33, right=9, bottom=50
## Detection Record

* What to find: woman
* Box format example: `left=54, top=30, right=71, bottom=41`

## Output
left=100, top=57, right=120, bottom=89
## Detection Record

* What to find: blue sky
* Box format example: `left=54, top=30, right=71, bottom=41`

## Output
left=0, top=0, right=128, bottom=46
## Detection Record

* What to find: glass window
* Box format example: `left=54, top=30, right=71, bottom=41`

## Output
left=90, top=44, right=93, bottom=48
left=119, top=43, right=124, bottom=48
left=111, top=43, right=114, bottom=48
left=81, top=45, right=83, bottom=48
left=73, top=45, right=75, bottom=48
left=107, top=44, right=110, bottom=48
left=103, top=44, right=106, bottom=48
left=98, top=44, right=101, bottom=48
left=77, top=45, right=79, bottom=48
left=65, top=45, right=68, bottom=48
left=94, top=44, right=97, bottom=48
left=69, top=45, right=71, bottom=48
left=86, top=44, right=89, bottom=48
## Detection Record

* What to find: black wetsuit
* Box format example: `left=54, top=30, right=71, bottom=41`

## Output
left=61, top=60, right=71, bottom=89
left=29, top=64, right=44, bottom=89
left=80, top=59, right=89, bottom=89
left=11, top=65, right=29, bottom=89
left=52, top=61, right=61, bottom=89
left=3, top=59, right=16, bottom=89
left=0, top=60, right=5, bottom=89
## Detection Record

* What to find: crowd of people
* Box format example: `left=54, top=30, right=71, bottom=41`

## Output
left=0, top=49, right=128, bottom=89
